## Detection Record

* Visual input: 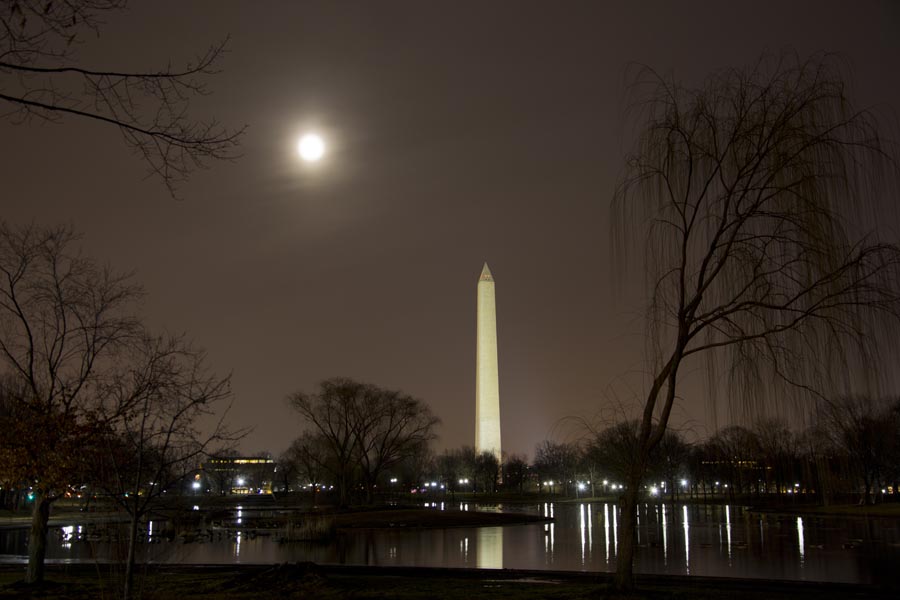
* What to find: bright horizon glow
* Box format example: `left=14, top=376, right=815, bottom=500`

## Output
left=298, top=133, right=325, bottom=162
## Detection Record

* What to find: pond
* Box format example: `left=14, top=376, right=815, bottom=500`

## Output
left=1, top=502, right=898, bottom=585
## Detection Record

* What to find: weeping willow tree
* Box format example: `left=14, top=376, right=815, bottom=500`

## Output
left=610, top=53, right=900, bottom=590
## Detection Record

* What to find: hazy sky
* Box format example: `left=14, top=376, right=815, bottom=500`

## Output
left=3, top=1, right=899, bottom=458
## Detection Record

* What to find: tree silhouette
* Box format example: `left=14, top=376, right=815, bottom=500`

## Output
left=288, top=378, right=439, bottom=505
left=610, top=52, right=900, bottom=590
left=0, top=221, right=140, bottom=584
left=93, top=333, right=237, bottom=600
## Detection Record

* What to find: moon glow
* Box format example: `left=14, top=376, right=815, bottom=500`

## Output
left=298, top=134, right=325, bottom=162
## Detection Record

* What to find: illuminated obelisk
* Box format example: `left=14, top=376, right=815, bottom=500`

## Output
left=476, top=262, right=501, bottom=461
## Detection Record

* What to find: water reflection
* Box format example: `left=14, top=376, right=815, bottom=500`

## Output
left=587, top=503, right=592, bottom=555
left=612, top=505, right=618, bottom=555
left=682, top=505, right=689, bottom=575
left=636, top=504, right=641, bottom=545
left=725, top=505, right=732, bottom=563
left=579, top=504, right=586, bottom=565
left=60, top=526, right=73, bottom=549
left=2, top=503, right=897, bottom=585
left=661, top=504, right=668, bottom=564
left=476, top=527, right=502, bottom=569
left=543, top=503, right=554, bottom=560
left=603, top=503, right=610, bottom=563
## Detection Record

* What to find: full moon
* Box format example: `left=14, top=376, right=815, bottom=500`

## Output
left=298, top=134, right=325, bottom=162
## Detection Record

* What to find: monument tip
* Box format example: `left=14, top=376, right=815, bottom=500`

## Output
left=479, top=262, right=494, bottom=282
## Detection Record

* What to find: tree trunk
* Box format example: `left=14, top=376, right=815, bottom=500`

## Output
left=124, top=510, right=140, bottom=600
left=338, top=470, right=349, bottom=507
left=26, top=492, right=52, bottom=584
left=613, top=467, right=642, bottom=591
left=364, top=479, right=375, bottom=505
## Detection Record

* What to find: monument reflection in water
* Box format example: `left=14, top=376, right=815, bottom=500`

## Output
left=476, top=528, right=502, bottom=569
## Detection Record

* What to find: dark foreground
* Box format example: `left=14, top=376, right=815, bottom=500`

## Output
left=1, top=564, right=895, bottom=599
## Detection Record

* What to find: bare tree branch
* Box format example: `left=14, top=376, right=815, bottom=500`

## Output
left=0, top=1, right=244, bottom=197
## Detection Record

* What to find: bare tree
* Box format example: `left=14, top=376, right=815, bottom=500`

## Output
left=584, top=421, right=641, bottom=487
left=532, top=440, right=580, bottom=495
left=288, top=377, right=439, bottom=506
left=288, top=431, right=330, bottom=495
left=649, top=429, right=691, bottom=502
left=288, top=379, right=362, bottom=507
left=502, top=455, right=529, bottom=493
left=706, top=425, right=759, bottom=496
left=795, top=423, right=834, bottom=505
left=474, top=450, right=501, bottom=494
left=610, top=53, right=900, bottom=590
left=0, top=221, right=140, bottom=584
left=0, top=0, right=243, bottom=196
left=349, top=386, right=439, bottom=503
left=434, top=449, right=464, bottom=493
left=93, top=333, right=237, bottom=600
left=753, top=418, right=799, bottom=495
left=275, top=445, right=302, bottom=493
left=820, top=395, right=899, bottom=504
left=394, top=442, right=433, bottom=491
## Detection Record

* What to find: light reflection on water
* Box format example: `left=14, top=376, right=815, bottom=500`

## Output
left=612, top=504, right=618, bottom=555
left=587, top=503, right=592, bottom=556
left=661, top=504, right=667, bottom=565
left=603, top=503, right=610, bottom=563
left=579, top=504, right=586, bottom=566
left=682, top=505, right=689, bottom=574
left=725, top=504, right=732, bottom=564
left=542, top=502, right=555, bottom=562
left=1, top=502, right=898, bottom=585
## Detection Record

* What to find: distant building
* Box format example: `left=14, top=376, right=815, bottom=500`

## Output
left=201, top=456, right=275, bottom=495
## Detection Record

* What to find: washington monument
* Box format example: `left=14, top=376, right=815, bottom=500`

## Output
left=476, top=262, right=501, bottom=460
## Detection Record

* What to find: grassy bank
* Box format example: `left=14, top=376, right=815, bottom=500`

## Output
left=0, top=564, right=893, bottom=599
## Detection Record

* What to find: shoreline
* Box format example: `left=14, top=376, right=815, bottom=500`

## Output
left=1, top=563, right=895, bottom=599
left=3, top=499, right=899, bottom=532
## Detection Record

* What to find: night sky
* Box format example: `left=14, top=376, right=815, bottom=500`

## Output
left=3, top=1, right=899, bottom=458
